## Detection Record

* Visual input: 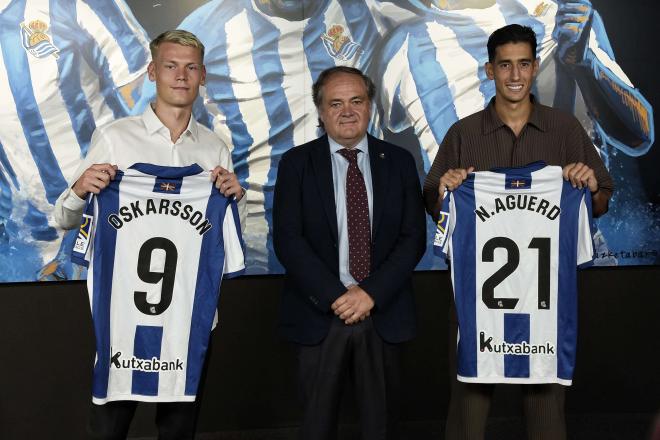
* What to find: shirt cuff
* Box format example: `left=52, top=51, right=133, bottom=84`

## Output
left=62, top=188, right=87, bottom=211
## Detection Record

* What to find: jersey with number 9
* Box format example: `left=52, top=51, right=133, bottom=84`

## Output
left=73, top=163, right=244, bottom=403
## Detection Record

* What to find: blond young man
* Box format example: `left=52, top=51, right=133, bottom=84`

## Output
left=55, top=30, right=244, bottom=439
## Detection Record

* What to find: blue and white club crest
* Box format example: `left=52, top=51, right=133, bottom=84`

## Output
left=20, top=20, right=59, bottom=59
left=321, top=24, right=361, bottom=61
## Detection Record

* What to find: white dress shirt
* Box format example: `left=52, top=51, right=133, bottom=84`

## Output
left=54, top=104, right=246, bottom=230
left=329, top=135, right=373, bottom=288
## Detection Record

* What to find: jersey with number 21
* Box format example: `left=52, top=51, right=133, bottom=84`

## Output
left=434, top=162, right=593, bottom=385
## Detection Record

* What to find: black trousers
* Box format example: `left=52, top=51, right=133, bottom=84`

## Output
left=296, top=316, right=402, bottom=440
left=87, top=340, right=212, bottom=440
left=445, top=301, right=567, bottom=440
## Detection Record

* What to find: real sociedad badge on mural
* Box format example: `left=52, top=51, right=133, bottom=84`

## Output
left=321, top=24, right=361, bottom=61
left=20, top=20, right=60, bottom=59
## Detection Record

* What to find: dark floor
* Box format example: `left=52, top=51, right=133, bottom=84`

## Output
left=129, top=413, right=656, bottom=440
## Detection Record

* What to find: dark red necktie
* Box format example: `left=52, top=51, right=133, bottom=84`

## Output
left=338, top=148, right=371, bottom=282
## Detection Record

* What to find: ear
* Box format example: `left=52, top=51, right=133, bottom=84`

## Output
left=147, top=61, right=156, bottom=81
left=200, top=65, right=207, bottom=86
left=485, top=62, right=494, bottom=80
left=318, top=107, right=327, bottom=129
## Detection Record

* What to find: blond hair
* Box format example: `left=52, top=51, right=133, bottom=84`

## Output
left=149, top=30, right=205, bottom=61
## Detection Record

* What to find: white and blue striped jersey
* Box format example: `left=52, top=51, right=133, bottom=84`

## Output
left=375, top=0, right=641, bottom=169
left=434, top=162, right=594, bottom=385
left=0, top=0, right=149, bottom=279
left=135, top=0, right=417, bottom=275
left=72, top=164, right=244, bottom=403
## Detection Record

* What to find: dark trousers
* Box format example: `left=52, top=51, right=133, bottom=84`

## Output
left=296, top=316, right=401, bottom=440
left=87, top=340, right=212, bottom=440
left=87, top=400, right=202, bottom=440
left=445, top=302, right=567, bottom=440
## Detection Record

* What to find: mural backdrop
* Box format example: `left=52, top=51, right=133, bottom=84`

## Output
left=0, top=0, right=655, bottom=282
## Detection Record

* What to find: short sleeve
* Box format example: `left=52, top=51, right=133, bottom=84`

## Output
left=576, top=191, right=595, bottom=268
left=433, top=190, right=454, bottom=260
left=222, top=199, right=245, bottom=278
left=71, top=194, right=97, bottom=267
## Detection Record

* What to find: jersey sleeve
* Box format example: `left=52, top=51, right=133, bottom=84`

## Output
left=76, top=0, right=150, bottom=86
left=576, top=190, right=595, bottom=268
left=433, top=190, right=454, bottom=259
left=71, top=194, right=98, bottom=267
left=222, top=199, right=245, bottom=278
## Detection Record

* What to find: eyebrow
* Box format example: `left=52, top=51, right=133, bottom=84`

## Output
left=162, top=60, right=202, bottom=66
left=497, top=58, right=533, bottom=64
left=329, top=95, right=365, bottom=102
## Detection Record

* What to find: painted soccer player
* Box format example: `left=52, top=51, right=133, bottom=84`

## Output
left=55, top=30, right=245, bottom=438
left=373, top=0, right=653, bottom=267
left=423, top=24, right=613, bottom=440
left=0, top=0, right=151, bottom=281
left=376, top=0, right=652, bottom=164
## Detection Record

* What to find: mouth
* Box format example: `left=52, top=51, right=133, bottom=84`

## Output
left=506, top=84, right=524, bottom=92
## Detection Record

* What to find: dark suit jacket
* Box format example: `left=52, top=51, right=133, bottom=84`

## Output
left=273, top=134, right=426, bottom=345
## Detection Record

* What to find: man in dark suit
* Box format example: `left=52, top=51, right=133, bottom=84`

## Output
left=273, top=66, right=426, bottom=440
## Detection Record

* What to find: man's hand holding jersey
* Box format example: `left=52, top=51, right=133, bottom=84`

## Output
left=563, top=161, right=609, bottom=216
left=438, top=167, right=475, bottom=200
left=72, top=163, right=118, bottom=199
left=562, top=162, right=598, bottom=192
left=211, top=166, right=245, bottom=201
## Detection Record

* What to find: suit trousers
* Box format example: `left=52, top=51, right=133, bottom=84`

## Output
left=445, top=301, right=567, bottom=440
left=296, top=316, right=401, bottom=440
left=87, top=340, right=212, bottom=440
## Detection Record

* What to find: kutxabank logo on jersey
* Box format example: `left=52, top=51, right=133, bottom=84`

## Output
left=479, top=332, right=556, bottom=356
left=110, top=349, right=183, bottom=372
left=20, top=20, right=60, bottom=59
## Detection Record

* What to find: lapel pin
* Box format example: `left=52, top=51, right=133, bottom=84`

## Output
left=379, top=152, right=385, bottom=159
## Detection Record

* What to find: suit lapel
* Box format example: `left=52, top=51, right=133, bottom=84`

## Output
left=368, top=135, right=389, bottom=238
left=311, top=135, right=339, bottom=242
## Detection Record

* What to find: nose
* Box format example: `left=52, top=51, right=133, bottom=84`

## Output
left=176, top=66, right=187, bottom=81
left=510, top=64, right=521, bottom=80
left=341, top=103, right=356, bottom=116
